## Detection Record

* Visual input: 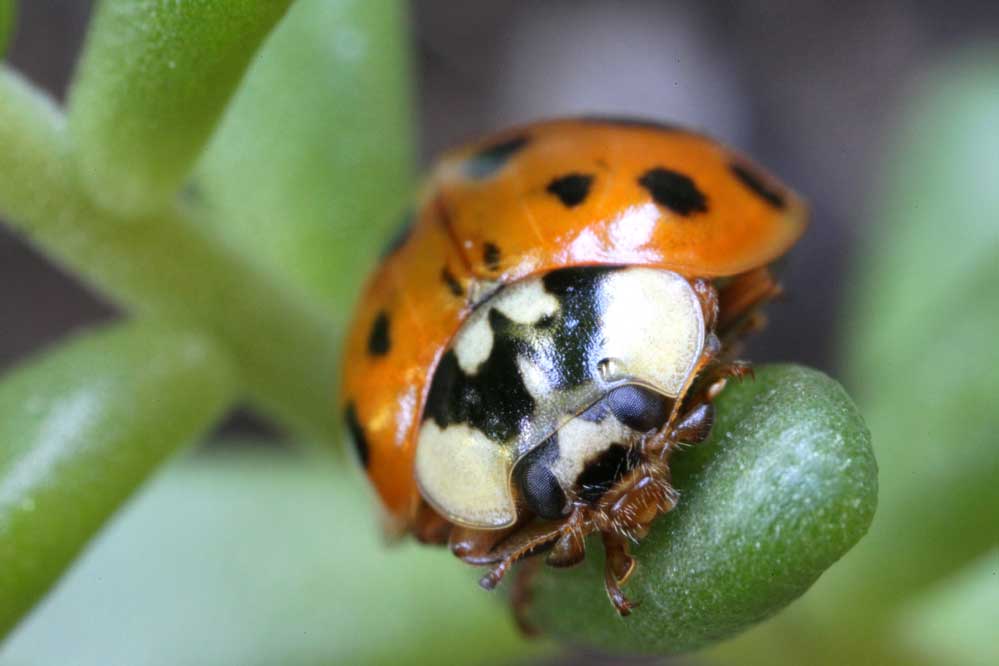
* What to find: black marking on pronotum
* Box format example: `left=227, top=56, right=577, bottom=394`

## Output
left=546, top=172, right=594, bottom=208
left=422, top=310, right=536, bottom=443
left=344, top=403, right=370, bottom=468
left=576, top=443, right=641, bottom=503
left=540, top=266, right=623, bottom=390
left=464, top=135, right=530, bottom=179
left=730, top=162, right=786, bottom=210
left=367, top=311, right=391, bottom=357
left=577, top=115, right=683, bottom=133
left=422, top=266, right=625, bottom=443
left=512, top=432, right=567, bottom=520
left=441, top=267, right=464, bottom=297
left=638, top=167, right=708, bottom=216
left=380, top=209, right=415, bottom=259
left=483, top=242, right=502, bottom=271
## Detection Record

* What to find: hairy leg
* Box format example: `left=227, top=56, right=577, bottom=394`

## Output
left=451, top=518, right=581, bottom=590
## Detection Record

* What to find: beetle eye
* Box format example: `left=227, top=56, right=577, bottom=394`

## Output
left=512, top=434, right=568, bottom=520
left=606, top=384, right=672, bottom=432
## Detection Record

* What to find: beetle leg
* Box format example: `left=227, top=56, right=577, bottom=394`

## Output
left=672, top=402, right=715, bottom=445
left=545, top=520, right=588, bottom=568
left=601, top=531, right=638, bottom=616
left=597, top=460, right=677, bottom=541
left=476, top=516, right=589, bottom=591
left=449, top=523, right=521, bottom=564
left=696, top=358, right=755, bottom=405
left=588, top=462, right=677, bottom=615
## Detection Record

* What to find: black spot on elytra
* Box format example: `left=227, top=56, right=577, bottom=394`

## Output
left=513, top=433, right=567, bottom=520
left=546, top=173, right=594, bottom=208
left=607, top=384, right=672, bottom=432
left=379, top=209, right=415, bottom=259
left=638, top=167, right=708, bottom=216
left=423, top=310, right=536, bottom=443
left=483, top=242, right=502, bottom=271
left=578, top=115, right=683, bottom=133
left=441, top=267, right=464, bottom=297
left=464, top=135, right=530, bottom=179
left=576, top=444, right=641, bottom=503
left=730, top=162, right=786, bottom=209
left=367, top=311, right=391, bottom=357
left=344, top=403, right=370, bottom=467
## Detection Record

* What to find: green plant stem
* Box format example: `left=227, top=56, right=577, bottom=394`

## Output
left=67, top=0, right=294, bottom=216
left=0, top=319, right=236, bottom=638
left=0, top=0, right=14, bottom=57
left=0, top=66, right=341, bottom=444
left=2, top=451, right=546, bottom=665
left=196, top=0, right=414, bottom=311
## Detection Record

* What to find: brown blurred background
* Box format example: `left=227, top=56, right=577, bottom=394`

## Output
left=4, top=0, right=999, bottom=377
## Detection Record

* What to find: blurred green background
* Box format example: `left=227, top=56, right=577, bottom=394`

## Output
left=1, top=1, right=997, bottom=664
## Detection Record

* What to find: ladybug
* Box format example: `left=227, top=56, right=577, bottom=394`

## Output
left=341, top=117, right=807, bottom=616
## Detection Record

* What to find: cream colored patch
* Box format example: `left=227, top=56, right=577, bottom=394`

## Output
left=453, top=314, right=493, bottom=374
left=598, top=269, right=704, bottom=396
left=415, top=422, right=516, bottom=528
left=549, top=416, right=633, bottom=492
left=517, top=354, right=551, bottom=400
left=493, top=279, right=559, bottom=323
left=452, top=278, right=559, bottom=375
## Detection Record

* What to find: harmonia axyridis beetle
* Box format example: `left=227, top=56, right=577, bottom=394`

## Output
left=341, top=116, right=807, bottom=617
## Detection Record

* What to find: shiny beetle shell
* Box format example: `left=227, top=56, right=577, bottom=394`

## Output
left=340, top=117, right=807, bottom=528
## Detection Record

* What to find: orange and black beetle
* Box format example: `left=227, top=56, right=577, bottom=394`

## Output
left=341, top=117, right=807, bottom=616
